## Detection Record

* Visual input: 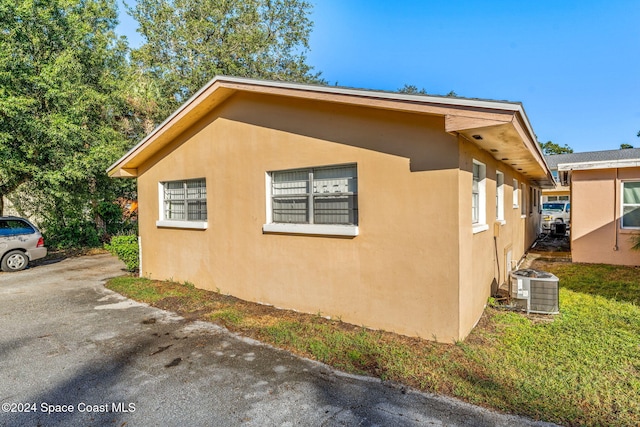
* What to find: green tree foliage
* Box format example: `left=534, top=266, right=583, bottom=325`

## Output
left=129, top=0, right=323, bottom=118
left=620, top=143, right=634, bottom=149
left=397, top=85, right=457, bottom=97
left=540, top=140, right=574, bottom=155
left=0, top=0, right=136, bottom=246
left=398, top=84, right=427, bottom=95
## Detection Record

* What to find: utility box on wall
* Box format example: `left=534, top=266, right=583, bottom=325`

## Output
left=510, top=269, right=560, bottom=314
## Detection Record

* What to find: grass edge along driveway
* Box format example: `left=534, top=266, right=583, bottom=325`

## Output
left=106, top=261, right=640, bottom=427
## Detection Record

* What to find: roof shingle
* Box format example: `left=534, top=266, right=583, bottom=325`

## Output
left=545, top=148, right=640, bottom=168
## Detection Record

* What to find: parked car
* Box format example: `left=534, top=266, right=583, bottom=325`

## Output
left=0, top=217, right=47, bottom=272
left=541, top=202, right=570, bottom=232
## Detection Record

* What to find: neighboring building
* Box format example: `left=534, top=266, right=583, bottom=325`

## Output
left=556, top=148, right=640, bottom=266
left=108, top=76, right=554, bottom=342
left=542, top=153, right=572, bottom=202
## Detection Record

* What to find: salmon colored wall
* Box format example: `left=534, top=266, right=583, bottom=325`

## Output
left=571, top=168, right=640, bottom=266
left=137, top=92, right=465, bottom=341
left=456, top=137, right=540, bottom=337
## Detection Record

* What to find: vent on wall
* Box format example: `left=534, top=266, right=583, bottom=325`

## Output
left=510, top=269, right=560, bottom=314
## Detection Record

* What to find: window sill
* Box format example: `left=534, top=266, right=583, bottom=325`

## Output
left=495, top=219, right=506, bottom=226
left=156, top=220, right=208, bottom=230
left=263, top=223, right=358, bottom=237
left=472, top=223, right=489, bottom=234
left=520, top=215, right=527, bottom=219
left=620, top=227, right=640, bottom=233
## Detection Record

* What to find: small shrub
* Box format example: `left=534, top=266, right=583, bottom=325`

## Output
left=44, top=218, right=101, bottom=249
left=104, top=234, right=139, bottom=271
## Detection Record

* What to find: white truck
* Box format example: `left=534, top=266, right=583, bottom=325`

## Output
left=541, top=201, right=570, bottom=233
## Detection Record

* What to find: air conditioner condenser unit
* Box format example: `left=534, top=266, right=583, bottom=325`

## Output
left=510, top=269, right=560, bottom=315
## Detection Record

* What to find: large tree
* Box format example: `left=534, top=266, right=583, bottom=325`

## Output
left=0, top=0, right=135, bottom=245
left=540, top=140, right=574, bottom=155
left=129, top=0, right=322, bottom=119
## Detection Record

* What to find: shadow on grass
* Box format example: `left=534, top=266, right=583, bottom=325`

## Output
left=533, top=261, right=640, bottom=306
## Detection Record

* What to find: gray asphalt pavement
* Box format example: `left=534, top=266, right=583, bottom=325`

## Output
left=0, top=254, right=558, bottom=426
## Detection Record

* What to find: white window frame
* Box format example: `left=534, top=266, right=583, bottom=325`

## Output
left=263, top=164, right=359, bottom=237
left=496, top=171, right=505, bottom=223
left=621, top=181, right=640, bottom=229
left=156, top=178, right=208, bottom=229
left=513, top=179, right=519, bottom=208
left=472, top=160, right=488, bottom=233
left=520, top=183, right=527, bottom=217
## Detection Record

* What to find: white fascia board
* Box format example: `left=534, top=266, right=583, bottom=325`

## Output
left=558, top=159, right=640, bottom=171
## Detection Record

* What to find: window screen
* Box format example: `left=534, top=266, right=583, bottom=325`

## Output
left=271, top=165, right=357, bottom=225
left=163, top=178, right=207, bottom=221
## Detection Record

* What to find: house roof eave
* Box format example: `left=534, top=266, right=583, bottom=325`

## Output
left=107, top=76, right=554, bottom=185
left=558, top=158, right=640, bottom=171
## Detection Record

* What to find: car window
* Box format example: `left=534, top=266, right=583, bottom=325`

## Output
left=566, top=203, right=570, bottom=213
left=0, top=220, right=35, bottom=236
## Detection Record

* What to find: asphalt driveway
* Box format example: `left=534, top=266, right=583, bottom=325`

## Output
left=0, top=254, right=557, bottom=426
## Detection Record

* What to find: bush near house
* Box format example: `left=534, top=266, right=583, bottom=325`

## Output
left=104, top=235, right=139, bottom=271
left=106, top=261, right=640, bottom=426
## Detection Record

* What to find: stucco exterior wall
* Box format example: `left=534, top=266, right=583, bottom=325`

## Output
left=133, top=91, right=545, bottom=342
left=456, top=137, right=540, bottom=337
left=571, top=168, right=640, bottom=266
left=137, top=92, right=469, bottom=341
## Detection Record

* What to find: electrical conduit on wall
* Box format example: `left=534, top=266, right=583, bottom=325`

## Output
left=613, top=168, right=619, bottom=251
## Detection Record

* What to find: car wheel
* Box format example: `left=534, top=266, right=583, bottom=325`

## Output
left=1, top=250, right=29, bottom=272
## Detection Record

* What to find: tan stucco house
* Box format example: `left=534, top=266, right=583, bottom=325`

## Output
left=556, top=148, right=640, bottom=266
left=108, top=76, right=554, bottom=342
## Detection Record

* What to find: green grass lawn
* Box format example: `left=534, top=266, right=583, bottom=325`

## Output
left=107, top=261, right=640, bottom=426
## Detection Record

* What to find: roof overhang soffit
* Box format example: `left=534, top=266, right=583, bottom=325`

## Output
left=445, top=114, right=555, bottom=188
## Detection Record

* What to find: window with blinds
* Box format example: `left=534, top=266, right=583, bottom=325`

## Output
left=496, top=171, right=504, bottom=221
left=472, top=163, right=480, bottom=224
left=622, top=181, right=640, bottom=228
left=271, top=165, right=358, bottom=225
left=162, top=178, right=207, bottom=221
left=472, top=160, right=487, bottom=227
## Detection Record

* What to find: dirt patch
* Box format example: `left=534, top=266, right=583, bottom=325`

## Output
left=517, top=233, right=572, bottom=268
left=529, top=233, right=571, bottom=254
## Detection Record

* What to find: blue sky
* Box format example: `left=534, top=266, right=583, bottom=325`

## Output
left=116, top=0, right=640, bottom=153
